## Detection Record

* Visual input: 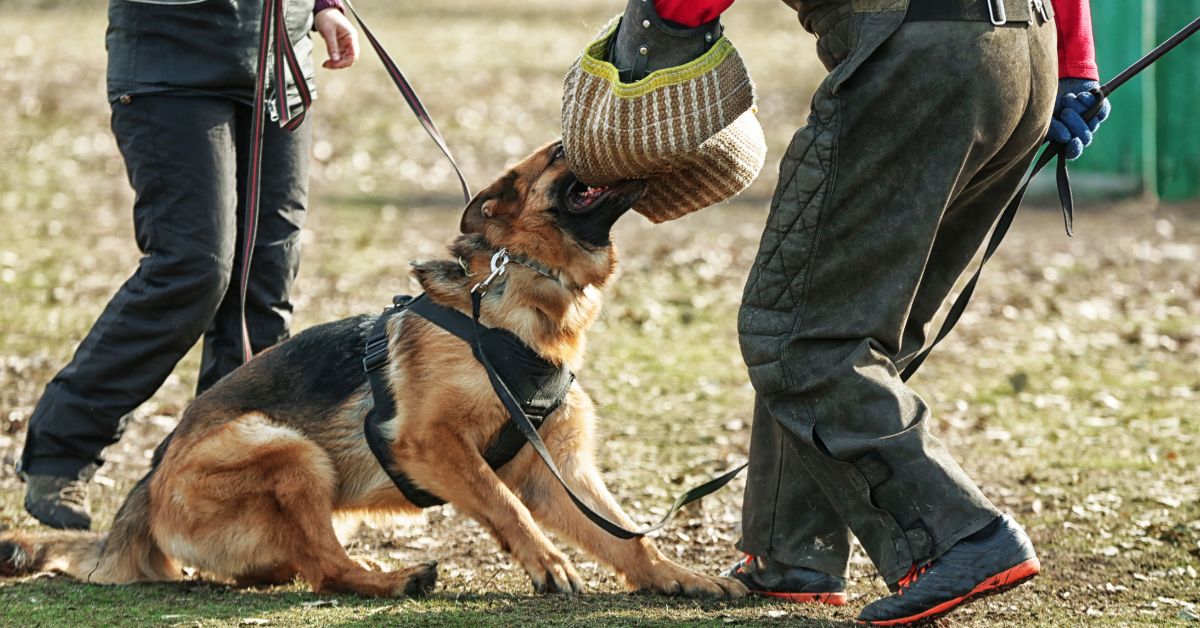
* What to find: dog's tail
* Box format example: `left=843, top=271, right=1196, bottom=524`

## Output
left=1, top=473, right=177, bottom=584
left=0, top=528, right=104, bottom=580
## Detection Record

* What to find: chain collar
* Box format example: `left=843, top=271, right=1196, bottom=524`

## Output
left=465, top=247, right=565, bottom=295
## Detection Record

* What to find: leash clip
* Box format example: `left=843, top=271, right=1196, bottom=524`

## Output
left=472, top=248, right=511, bottom=295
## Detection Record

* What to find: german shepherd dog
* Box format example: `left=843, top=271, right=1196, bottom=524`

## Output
left=1, top=142, right=747, bottom=600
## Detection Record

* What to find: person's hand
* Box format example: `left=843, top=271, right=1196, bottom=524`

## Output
left=1048, top=78, right=1111, bottom=160
left=314, top=7, right=359, bottom=70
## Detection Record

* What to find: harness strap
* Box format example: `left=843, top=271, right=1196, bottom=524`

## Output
left=362, top=290, right=745, bottom=537
left=362, top=294, right=574, bottom=508
left=363, top=298, right=445, bottom=507
left=404, top=295, right=575, bottom=462
left=900, top=13, right=1200, bottom=381
left=466, top=291, right=746, bottom=540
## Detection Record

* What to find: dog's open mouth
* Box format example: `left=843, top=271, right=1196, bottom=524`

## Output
left=564, top=177, right=643, bottom=214
left=555, top=175, right=647, bottom=248
left=566, top=180, right=614, bottom=213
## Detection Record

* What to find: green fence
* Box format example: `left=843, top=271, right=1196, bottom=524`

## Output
left=1074, top=1, right=1200, bottom=201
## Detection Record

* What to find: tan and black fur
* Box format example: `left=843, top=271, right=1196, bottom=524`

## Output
left=1, top=142, right=747, bottom=600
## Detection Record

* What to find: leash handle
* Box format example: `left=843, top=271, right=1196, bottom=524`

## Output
left=240, top=0, right=278, bottom=362
left=240, top=1, right=472, bottom=364
left=241, top=0, right=318, bottom=362
left=342, top=0, right=473, bottom=205
left=468, top=292, right=746, bottom=539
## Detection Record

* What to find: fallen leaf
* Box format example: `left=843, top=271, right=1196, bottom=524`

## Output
left=1154, top=496, right=1183, bottom=509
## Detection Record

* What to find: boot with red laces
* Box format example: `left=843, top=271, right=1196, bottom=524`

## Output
left=857, top=515, right=1040, bottom=626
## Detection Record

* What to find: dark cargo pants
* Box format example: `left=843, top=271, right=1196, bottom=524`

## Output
left=20, top=94, right=310, bottom=478
left=736, top=8, right=1057, bottom=585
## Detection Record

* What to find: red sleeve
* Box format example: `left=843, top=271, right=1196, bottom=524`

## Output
left=313, top=0, right=343, bottom=14
left=658, top=0, right=1097, bottom=79
left=1050, top=0, right=1099, bottom=80
left=654, top=0, right=734, bottom=27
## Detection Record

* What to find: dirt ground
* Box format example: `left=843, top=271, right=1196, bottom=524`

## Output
left=1, top=2, right=1198, bottom=626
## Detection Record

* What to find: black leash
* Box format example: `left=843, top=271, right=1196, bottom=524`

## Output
left=464, top=284, right=747, bottom=540
left=239, top=0, right=471, bottom=362
left=901, top=14, right=1200, bottom=381
left=342, top=0, right=472, bottom=204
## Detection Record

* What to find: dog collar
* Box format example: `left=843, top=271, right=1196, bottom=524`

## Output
left=460, top=246, right=571, bottom=291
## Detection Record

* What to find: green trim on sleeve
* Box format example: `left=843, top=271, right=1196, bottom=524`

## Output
left=577, top=19, right=738, bottom=99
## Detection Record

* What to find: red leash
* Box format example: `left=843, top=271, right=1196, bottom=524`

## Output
left=239, top=0, right=471, bottom=362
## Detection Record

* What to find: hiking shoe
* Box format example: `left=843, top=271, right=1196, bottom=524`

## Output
left=725, top=554, right=847, bottom=605
left=24, top=468, right=94, bottom=530
left=857, top=515, right=1040, bottom=626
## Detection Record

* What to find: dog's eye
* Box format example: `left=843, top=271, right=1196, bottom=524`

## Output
left=552, top=145, right=565, bottom=162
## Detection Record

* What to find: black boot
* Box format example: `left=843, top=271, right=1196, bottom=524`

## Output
left=608, top=0, right=723, bottom=83
left=858, top=516, right=1040, bottom=626
left=725, top=554, right=847, bottom=605
left=23, top=464, right=95, bottom=530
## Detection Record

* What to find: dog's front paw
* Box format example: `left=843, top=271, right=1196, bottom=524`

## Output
left=630, top=562, right=748, bottom=600
left=522, top=548, right=583, bottom=594
left=390, top=560, right=439, bottom=597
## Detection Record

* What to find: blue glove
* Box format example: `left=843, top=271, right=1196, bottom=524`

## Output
left=1047, top=78, right=1111, bottom=160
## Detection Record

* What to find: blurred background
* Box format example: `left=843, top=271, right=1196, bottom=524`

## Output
left=0, top=1, right=1197, bottom=625
left=1073, top=1, right=1200, bottom=200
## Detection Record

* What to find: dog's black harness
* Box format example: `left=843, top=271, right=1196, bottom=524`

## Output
left=362, top=293, right=574, bottom=508
left=363, top=248, right=746, bottom=538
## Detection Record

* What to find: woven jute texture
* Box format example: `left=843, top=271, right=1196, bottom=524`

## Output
left=561, top=20, right=767, bottom=222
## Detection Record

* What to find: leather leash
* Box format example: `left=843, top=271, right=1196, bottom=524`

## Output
left=465, top=253, right=746, bottom=539
left=239, top=0, right=471, bottom=362
left=901, top=13, right=1200, bottom=381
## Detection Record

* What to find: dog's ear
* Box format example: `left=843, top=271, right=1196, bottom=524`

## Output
left=459, top=173, right=520, bottom=234
left=459, top=194, right=489, bottom=234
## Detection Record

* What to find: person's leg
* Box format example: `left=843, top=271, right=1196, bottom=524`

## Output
left=196, top=106, right=311, bottom=393
left=739, top=19, right=1050, bottom=589
left=738, top=395, right=853, bottom=573
left=20, top=95, right=239, bottom=526
left=731, top=397, right=852, bottom=603
left=731, top=3, right=870, bottom=590
left=852, top=18, right=1058, bottom=625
